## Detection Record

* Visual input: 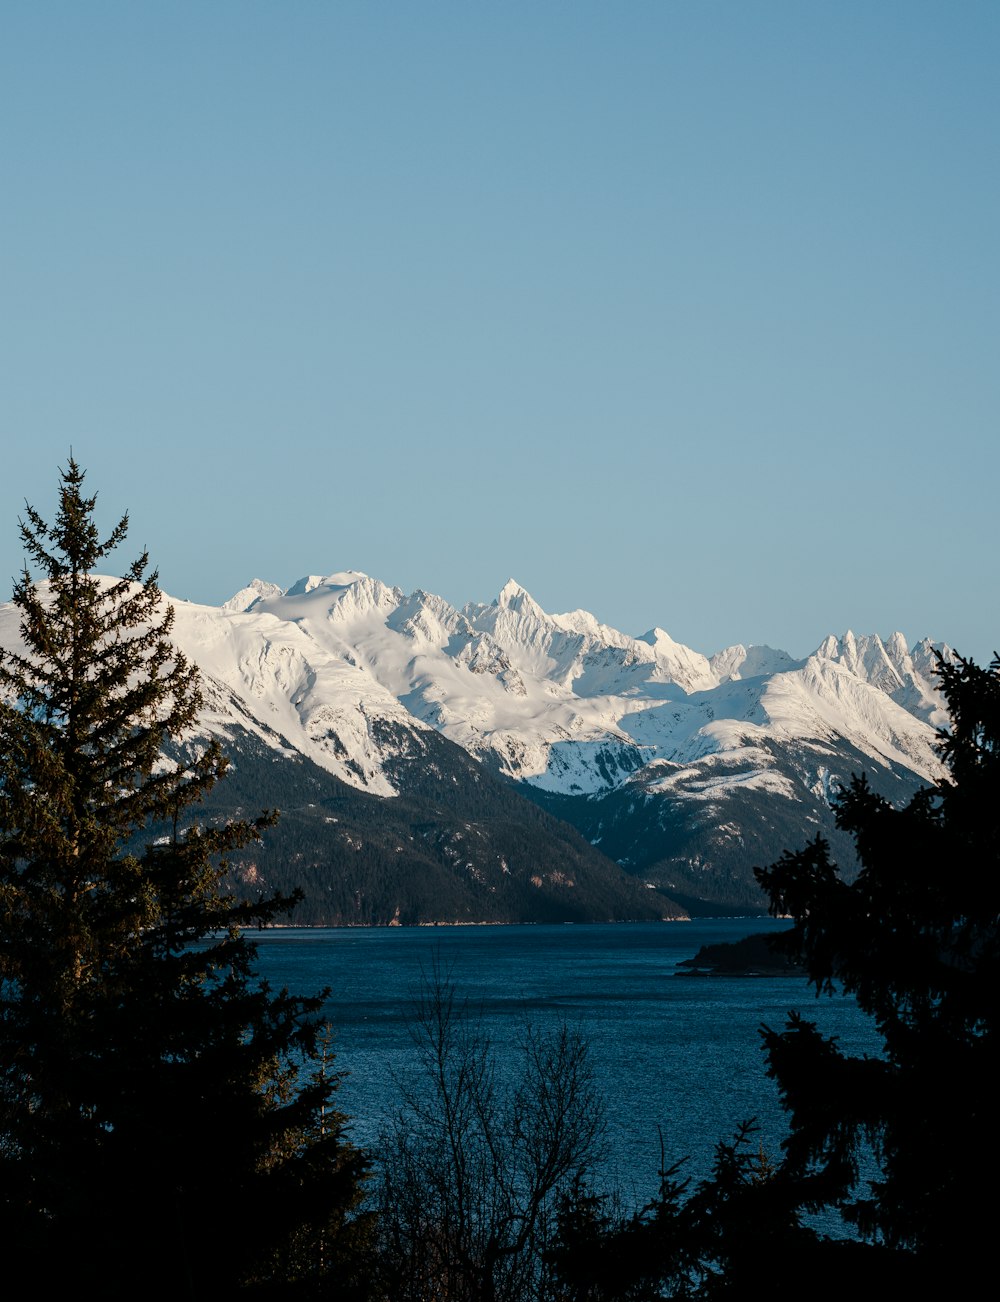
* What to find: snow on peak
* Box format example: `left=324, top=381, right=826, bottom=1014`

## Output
left=222, top=578, right=284, bottom=613
left=886, top=631, right=909, bottom=660
left=285, top=575, right=327, bottom=597
left=631, top=628, right=715, bottom=692
left=285, top=570, right=370, bottom=597
left=4, top=568, right=954, bottom=808
left=912, top=637, right=953, bottom=668
left=816, top=630, right=896, bottom=674
left=496, top=578, right=543, bottom=615
left=319, top=575, right=402, bottom=624
left=711, top=643, right=799, bottom=683
left=814, top=632, right=906, bottom=692
left=637, top=627, right=682, bottom=650
left=809, top=629, right=948, bottom=729
left=386, top=588, right=467, bottom=644
left=322, top=570, right=371, bottom=587
left=550, top=608, right=604, bottom=637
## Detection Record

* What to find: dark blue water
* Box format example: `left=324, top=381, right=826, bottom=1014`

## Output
left=253, top=920, right=880, bottom=1203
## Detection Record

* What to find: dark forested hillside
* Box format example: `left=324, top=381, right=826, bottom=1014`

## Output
left=525, top=738, right=930, bottom=915
left=178, top=723, right=682, bottom=924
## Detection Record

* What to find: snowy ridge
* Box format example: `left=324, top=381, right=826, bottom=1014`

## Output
left=145, top=593, right=432, bottom=796
left=811, top=630, right=952, bottom=729
left=0, top=573, right=952, bottom=808
left=219, top=575, right=949, bottom=802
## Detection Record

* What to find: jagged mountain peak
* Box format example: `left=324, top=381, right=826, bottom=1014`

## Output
left=637, top=626, right=684, bottom=650
left=496, top=578, right=544, bottom=615
left=386, top=588, right=468, bottom=644
left=886, top=630, right=910, bottom=659
left=0, top=570, right=956, bottom=920
left=204, top=573, right=952, bottom=798
left=912, top=636, right=954, bottom=663
left=33, top=571, right=950, bottom=800
left=813, top=630, right=927, bottom=693
left=815, top=629, right=912, bottom=662
left=805, top=629, right=952, bottom=731
left=273, top=573, right=404, bottom=626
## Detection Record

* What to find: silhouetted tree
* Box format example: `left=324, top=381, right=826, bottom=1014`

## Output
left=546, top=1118, right=869, bottom=1301
left=548, top=650, right=995, bottom=1297
left=377, top=965, right=606, bottom=1302
left=756, top=649, right=1000, bottom=1279
left=0, top=460, right=369, bottom=1297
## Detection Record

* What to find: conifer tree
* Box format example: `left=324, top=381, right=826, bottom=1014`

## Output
left=547, top=651, right=998, bottom=1297
left=755, top=649, right=1000, bottom=1280
left=0, top=460, right=368, bottom=1297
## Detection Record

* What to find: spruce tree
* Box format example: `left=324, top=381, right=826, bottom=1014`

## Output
left=547, top=651, right=999, bottom=1298
left=754, top=649, right=1000, bottom=1282
left=0, top=460, right=368, bottom=1296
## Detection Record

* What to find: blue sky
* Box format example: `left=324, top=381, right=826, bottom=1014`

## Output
left=2, top=1, right=997, bottom=661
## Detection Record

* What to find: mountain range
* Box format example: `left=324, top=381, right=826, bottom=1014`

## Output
left=0, top=572, right=952, bottom=923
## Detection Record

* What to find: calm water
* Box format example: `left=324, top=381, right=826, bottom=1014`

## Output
left=253, top=920, right=880, bottom=1203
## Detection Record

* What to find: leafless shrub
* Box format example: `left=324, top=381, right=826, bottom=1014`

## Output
left=376, top=964, right=606, bottom=1302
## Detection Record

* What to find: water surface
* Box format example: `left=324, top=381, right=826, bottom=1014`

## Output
left=253, top=920, right=879, bottom=1201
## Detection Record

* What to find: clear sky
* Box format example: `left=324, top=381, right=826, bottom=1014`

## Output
left=2, top=1, right=997, bottom=662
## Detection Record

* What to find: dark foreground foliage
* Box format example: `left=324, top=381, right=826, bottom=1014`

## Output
left=756, top=649, right=1000, bottom=1273
left=376, top=966, right=606, bottom=1302
left=3, top=461, right=994, bottom=1299
left=0, top=462, right=370, bottom=1297
left=543, top=648, right=999, bottom=1297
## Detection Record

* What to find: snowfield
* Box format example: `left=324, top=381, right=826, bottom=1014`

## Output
left=0, top=571, right=950, bottom=807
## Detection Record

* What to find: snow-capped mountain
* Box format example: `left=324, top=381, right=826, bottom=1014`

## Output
left=210, top=570, right=947, bottom=798
left=0, top=571, right=954, bottom=919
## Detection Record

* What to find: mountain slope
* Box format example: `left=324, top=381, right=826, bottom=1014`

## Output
left=0, top=572, right=952, bottom=919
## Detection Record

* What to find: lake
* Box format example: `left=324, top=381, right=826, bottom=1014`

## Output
left=252, top=919, right=880, bottom=1204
